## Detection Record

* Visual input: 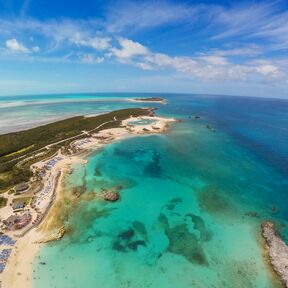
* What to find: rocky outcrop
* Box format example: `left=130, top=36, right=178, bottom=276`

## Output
left=37, top=226, right=66, bottom=243
left=261, top=222, right=288, bottom=287
left=103, top=191, right=119, bottom=202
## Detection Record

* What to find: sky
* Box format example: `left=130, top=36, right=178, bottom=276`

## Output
left=0, top=0, right=288, bottom=98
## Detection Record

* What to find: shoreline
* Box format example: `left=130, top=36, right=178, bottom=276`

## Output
left=1, top=156, right=83, bottom=288
left=261, top=222, right=288, bottom=287
left=1, top=114, right=176, bottom=288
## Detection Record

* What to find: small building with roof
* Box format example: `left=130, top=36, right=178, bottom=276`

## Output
left=14, top=183, right=29, bottom=194
left=12, top=200, right=25, bottom=211
left=3, top=213, right=32, bottom=231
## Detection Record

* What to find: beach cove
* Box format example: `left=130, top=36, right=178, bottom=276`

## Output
left=1, top=110, right=176, bottom=288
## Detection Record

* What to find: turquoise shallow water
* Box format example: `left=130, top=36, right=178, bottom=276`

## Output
left=5, top=93, right=285, bottom=288
left=128, top=119, right=156, bottom=125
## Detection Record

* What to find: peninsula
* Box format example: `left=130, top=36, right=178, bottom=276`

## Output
left=0, top=108, right=176, bottom=287
left=0, top=108, right=153, bottom=193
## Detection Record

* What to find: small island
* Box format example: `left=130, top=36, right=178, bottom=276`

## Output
left=130, top=97, right=167, bottom=104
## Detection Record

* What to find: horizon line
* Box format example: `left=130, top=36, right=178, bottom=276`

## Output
left=0, top=91, right=287, bottom=101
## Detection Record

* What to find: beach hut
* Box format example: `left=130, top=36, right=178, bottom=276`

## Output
left=3, top=215, right=19, bottom=230
left=12, top=200, right=25, bottom=211
left=3, top=213, right=32, bottom=231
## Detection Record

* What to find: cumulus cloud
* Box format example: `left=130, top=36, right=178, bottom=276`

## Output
left=5, top=38, right=30, bottom=53
left=248, top=60, right=283, bottom=79
left=85, top=37, right=111, bottom=50
left=144, top=53, right=283, bottom=81
left=109, top=40, right=284, bottom=82
left=110, top=38, right=149, bottom=60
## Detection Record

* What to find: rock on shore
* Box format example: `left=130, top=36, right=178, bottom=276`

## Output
left=261, top=222, right=288, bottom=287
left=103, top=191, right=119, bottom=202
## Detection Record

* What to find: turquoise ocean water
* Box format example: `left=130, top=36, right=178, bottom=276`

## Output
left=1, top=93, right=287, bottom=287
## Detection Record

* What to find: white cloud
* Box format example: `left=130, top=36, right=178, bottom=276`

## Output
left=0, top=1, right=287, bottom=54
left=135, top=62, right=153, bottom=70
left=0, top=18, right=97, bottom=52
left=87, top=37, right=110, bottom=50
left=0, top=6, right=287, bottom=85
left=248, top=60, right=283, bottom=79
left=254, top=64, right=280, bottom=77
left=199, top=55, right=228, bottom=65
left=72, top=34, right=111, bottom=50
left=79, top=54, right=104, bottom=64
left=104, top=1, right=288, bottom=51
left=110, top=38, right=149, bottom=59
left=147, top=53, right=284, bottom=81
left=109, top=40, right=285, bottom=82
left=5, top=38, right=30, bottom=53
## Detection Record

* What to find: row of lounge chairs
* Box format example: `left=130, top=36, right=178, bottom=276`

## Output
left=36, top=184, right=52, bottom=206
left=0, top=249, right=11, bottom=261
left=45, top=156, right=63, bottom=170
left=0, top=248, right=12, bottom=273
left=0, top=235, right=16, bottom=246
left=75, top=138, right=91, bottom=147
left=32, top=213, right=42, bottom=225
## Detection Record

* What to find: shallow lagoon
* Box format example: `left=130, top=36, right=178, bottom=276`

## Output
left=31, top=94, right=288, bottom=288
left=127, top=119, right=156, bottom=126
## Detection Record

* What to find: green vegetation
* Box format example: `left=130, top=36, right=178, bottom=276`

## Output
left=0, top=108, right=152, bottom=193
left=3, top=144, right=34, bottom=158
left=0, top=196, right=7, bottom=208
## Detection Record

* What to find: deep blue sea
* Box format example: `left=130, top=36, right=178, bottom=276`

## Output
left=1, top=93, right=287, bottom=287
